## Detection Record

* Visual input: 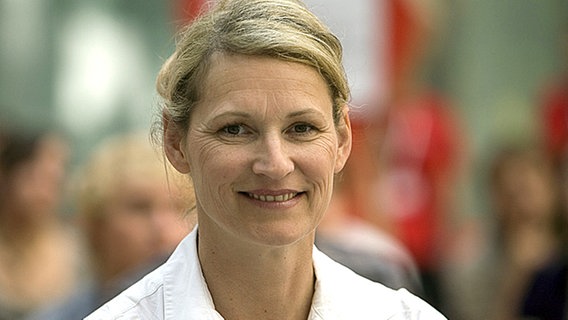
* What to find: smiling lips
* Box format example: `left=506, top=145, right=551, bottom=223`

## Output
left=246, top=192, right=298, bottom=202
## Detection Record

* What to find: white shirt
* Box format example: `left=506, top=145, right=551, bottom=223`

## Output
left=85, top=227, right=446, bottom=319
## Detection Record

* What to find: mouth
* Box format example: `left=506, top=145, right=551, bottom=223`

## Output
left=244, top=192, right=300, bottom=202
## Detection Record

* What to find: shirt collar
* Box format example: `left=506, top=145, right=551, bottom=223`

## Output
left=160, top=227, right=384, bottom=319
left=162, top=227, right=223, bottom=319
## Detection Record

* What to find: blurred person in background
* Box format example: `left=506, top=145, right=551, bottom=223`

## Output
left=348, top=0, right=467, bottom=310
left=316, top=166, right=422, bottom=293
left=517, top=149, right=568, bottom=320
left=449, top=146, right=561, bottom=320
left=0, top=127, right=80, bottom=320
left=373, top=88, right=464, bottom=310
left=30, top=133, right=196, bottom=320
left=488, top=146, right=561, bottom=320
left=517, top=17, right=568, bottom=320
left=540, top=20, right=568, bottom=171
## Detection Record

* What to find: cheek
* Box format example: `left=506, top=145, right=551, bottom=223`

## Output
left=188, top=132, right=227, bottom=168
left=104, top=212, right=147, bottom=245
left=99, top=215, right=155, bottom=269
left=306, top=135, right=339, bottom=174
left=95, top=217, right=142, bottom=267
left=300, top=138, right=338, bottom=199
left=186, top=137, right=248, bottom=213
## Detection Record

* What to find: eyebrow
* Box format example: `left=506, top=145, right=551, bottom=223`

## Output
left=210, top=111, right=250, bottom=122
left=287, top=109, right=326, bottom=118
left=211, top=108, right=326, bottom=121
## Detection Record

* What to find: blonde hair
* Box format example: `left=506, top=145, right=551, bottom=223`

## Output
left=76, top=133, right=195, bottom=219
left=153, top=0, right=349, bottom=141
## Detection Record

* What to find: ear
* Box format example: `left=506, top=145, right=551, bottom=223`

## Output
left=334, top=104, right=352, bottom=173
left=163, top=112, right=191, bottom=174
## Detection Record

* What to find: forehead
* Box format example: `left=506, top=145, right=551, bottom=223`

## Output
left=199, top=53, right=332, bottom=105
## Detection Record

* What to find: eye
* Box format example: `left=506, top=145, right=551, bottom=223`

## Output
left=122, top=198, right=153, bottom=217
left=287, top=123, right=318, bottom=136
left=292, top=123, right=311, bottom=133
left=221, top=124, right=246, bottom=136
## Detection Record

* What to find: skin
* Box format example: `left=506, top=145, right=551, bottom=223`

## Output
left=164, top=53, right=351, bottom=319
left=0, top=135, right=76, bottom=310
left=2, top=135, right=68, bottom=224
left=88, top=174, right=191, bottom=284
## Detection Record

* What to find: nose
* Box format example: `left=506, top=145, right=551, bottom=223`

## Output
left=252, top=134, right=294, bottom=180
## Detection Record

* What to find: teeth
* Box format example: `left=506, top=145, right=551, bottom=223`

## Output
left=248, top=192, right=297, bottom=202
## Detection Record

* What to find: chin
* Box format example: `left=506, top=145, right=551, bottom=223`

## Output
left=247, top=224, right=315, bottom=248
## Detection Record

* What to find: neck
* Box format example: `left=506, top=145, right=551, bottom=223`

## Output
left=198, top=226, right=316, bottom=320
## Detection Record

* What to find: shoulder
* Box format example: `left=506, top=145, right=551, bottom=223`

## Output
left=312, top=248, right=447, bottom=319
left=521, top=258, right=568, bottom=320
left=84, top=264, right=167, bottom=320
left=388, top=288, right=448, bottom=319
left=29, top=286, right=98, bottom=320
left=316, top=221, right=421, bottom=291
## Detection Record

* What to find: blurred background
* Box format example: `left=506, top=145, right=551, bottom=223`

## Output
left=1, top=0, right=568, bottom=319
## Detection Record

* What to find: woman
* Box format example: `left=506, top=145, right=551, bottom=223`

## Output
left=86, top=0, right=446, bottom=318
left=75, top=133, right=195, bottom=290
left=31, top=133, right=195, bottom=320
left=0, top=129, right=80, bottom=319
left=488, top=146, right=561, bottom=320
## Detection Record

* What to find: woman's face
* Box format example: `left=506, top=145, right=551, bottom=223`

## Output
left=6, top=136, right=68, bottom=218
left=494, top=159, right=556, bottom=225
left=94, top=174, right=191, bottom=280
left=166, top=53, right=351, bottom=247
